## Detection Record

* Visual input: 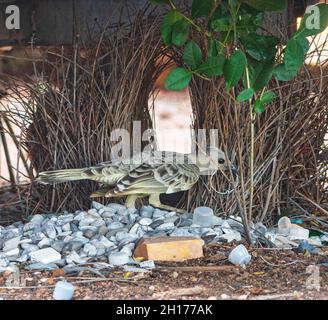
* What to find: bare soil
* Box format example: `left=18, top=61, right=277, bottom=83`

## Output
left=0, top=243, right=327, bottom=300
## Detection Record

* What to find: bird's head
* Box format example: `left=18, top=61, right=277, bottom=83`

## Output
left=195, top=147, right=237, bottom=177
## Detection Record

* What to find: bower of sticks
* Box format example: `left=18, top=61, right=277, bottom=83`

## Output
left=0, top=8, right=327, bottom=237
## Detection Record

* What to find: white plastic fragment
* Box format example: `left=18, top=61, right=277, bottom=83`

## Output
left=123, top=265, right=149, bottom=273
left=219, top=231, right=241, bottom=243
left=53, top=281, right=75, bottom=300
left=288, top=225, right=309, bottom=240
left=278, top=216, right=291, bottom=235
left=140, top=260, right=156, bottom=269
left=193, top=207, right=215, bottom=227
left=108, top=252, right=130, bottom=266
left=228, top=244, right=251, bottom=266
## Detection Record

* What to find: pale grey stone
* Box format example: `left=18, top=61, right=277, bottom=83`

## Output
left=38, top=237, right=52, bottom=248
left=140, top=209, right=153, bottom=219
left=120, top=246, right=132, bottom=256
left=155, top=222, right=175, bottom=231
left=51, top=240, right=65, bottom=253
left=91, top=219, right=106, bottom=227
left=29, top=248, right=61, bottom=264
left=129, top=224, right=140, bottom=235
left=128, top=213, right=139, bottom=224
left=66, top=251, right=84, bottom=264
left=87, top=209, right=101, bottom=218
left=3, top=236, right=21, bottom=251
left=170, top=228, right=193, bottom=237
left=74, top=211, right=87, bottom=221
left=102, top=211, right=116, bottom=218
left=98, top=225, right=108, bottom=236
left=30, top=232, right=46, bottom=243
left=98, top=236, right=115, bottom=248
left=62, top=223, right=71, bottom=232
left=83, top=243, right=97, bottom=257
left=118, top=234, right=138, bottom=247
left=138, top=217, right=153, bottom=226
left=83, top=229, right=95, bottom=239
left=30, top=214, right=45, bottom=224
left=79, top=217, right=95, bottom=227
left=108, top=251, right=130, bottom=266
left=92, top=201, right=105, bottom=210
left=152, top=209, right=167, bottom=220
left=45, top=225, right=57, bottom=239
left=107, top=222, right=124, bottom=230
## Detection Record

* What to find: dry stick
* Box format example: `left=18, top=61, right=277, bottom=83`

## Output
left=248, top=292, right=303, bottom=300
left=245, top=66, right=255, bottom=225
left=0, top=278, right=136, bottom=290
left=260, top=157, right=277, bottom=222
left=295, top=191, right=328, bottom=216
left=0, top=116, right=15, bottom=184
left=158, top=265, right=236, bottom=272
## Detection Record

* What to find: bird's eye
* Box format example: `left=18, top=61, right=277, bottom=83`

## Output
left=218, top=159, right=225, bottom=164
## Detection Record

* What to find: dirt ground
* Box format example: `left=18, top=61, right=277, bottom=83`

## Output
left=0, top=243, right=327, bottom=300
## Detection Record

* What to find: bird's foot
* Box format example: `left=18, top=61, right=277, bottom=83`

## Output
left=125, top=195, right=139, bottom=209
left=148, top=194, right=187, bottom=214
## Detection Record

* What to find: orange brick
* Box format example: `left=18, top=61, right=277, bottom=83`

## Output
left=133, top=236, right=204, bottom=262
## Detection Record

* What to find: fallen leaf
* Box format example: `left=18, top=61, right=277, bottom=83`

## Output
left=52, top=269, right=65, bottom=277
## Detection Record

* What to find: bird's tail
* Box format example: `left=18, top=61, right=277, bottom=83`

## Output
left=36, top=168, right=86, bottom=184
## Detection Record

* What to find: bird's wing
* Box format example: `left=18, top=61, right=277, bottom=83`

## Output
left=80, top=161, right=131, bottom=185
left=106, top=162, right=200, bottom=196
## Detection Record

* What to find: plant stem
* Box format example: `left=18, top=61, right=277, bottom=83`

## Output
left=245, top=66, right=255, bottom=223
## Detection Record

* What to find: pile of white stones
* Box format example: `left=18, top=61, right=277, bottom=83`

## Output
left=0, top=202, right=324, bottom=272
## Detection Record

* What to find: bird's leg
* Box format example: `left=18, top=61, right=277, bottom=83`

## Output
left=148, top=194, right=187, bottom=214
left=125, top=195, right=140, bottom=209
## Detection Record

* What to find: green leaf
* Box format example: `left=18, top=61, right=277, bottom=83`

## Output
left=237, top=88, right=254, bottom=102
left=211, top=18, right=231, bottom=32
left=284, top=38, right=305, bottom=71
left=295, top=36, right=310, bottom=55
left=183, top=41, right=202, bottom=70
left=249, top=59, right=275, bottom=91
left=236, top=4, right=264, bottom=33
left=197, top=55, right=225, bottom=77
left=160, top=10, right=183, bottom=45
left=254, top=99, right=265, bottom=113
left=223, top=50, right=247, bottom=90
left=261, top=91, right=277, bottom=104
left=192, top=0, right=215, bottom=18
left=296, top=3, right=328, bottom=38
left=172, top=19, right=190, bottom=47
left=241, top=0, right=286, bottom=12
left=241, top=33, right=278, bottom=61
left=208, top=38, right=218, bottom=57
left=165, top=67, right=192, bottom=91
left=273, top=64, right=298, bottom=81
left=254, top=90, right=277, bottom=113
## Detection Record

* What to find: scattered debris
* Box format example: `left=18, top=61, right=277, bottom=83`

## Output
left=296, top=240, right=319, bottom=254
